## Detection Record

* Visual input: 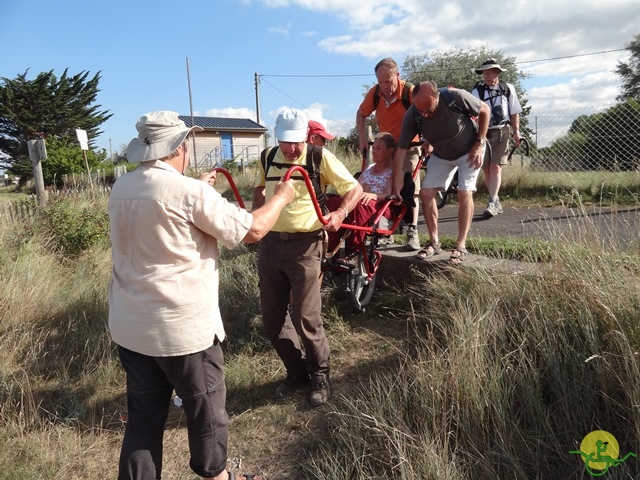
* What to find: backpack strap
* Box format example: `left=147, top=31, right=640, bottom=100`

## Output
left=437, top=87, right=479, bottom=134
left=474, top=81, right=510, bottom=100
left=401, top=82, right=413, bottom=110
left=439, top=87, right=467, bottom=116
left=373, top=82, right=413, bottom=111
left=306, top=145, right=328, bottom=213
left=260, top=146, right=281, bottom=182
left=373, top=85, right=381, bottom=111
left=261, top=145, right=328, bottom=213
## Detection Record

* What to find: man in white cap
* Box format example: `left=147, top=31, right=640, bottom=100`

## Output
left=253, top=108, right=362, bottom=407
left=471, top=58, right=523, bottom=218
left=108, top=111, right=294, bottom=480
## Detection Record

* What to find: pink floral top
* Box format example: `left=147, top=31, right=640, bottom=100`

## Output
left=358, top=165, right=392, bottom=194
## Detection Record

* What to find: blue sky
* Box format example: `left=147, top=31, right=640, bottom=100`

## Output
left=1, top=0, right=638, bottom=157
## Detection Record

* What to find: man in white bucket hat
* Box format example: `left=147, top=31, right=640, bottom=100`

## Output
left=471, top=59, right=523, bottom=218
left=109, top=110, right=293, bottom=480
left=253, top=108, right=362, bottom=407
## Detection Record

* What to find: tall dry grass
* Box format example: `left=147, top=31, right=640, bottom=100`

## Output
left=305, top=205, right=640, bottom=479
left=1, top=176, right=639, bottom=478
left=0, top=191, right=122, bottom=478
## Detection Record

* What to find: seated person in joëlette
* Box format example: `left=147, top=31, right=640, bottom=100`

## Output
left=326, top=131, right=396, bottom=262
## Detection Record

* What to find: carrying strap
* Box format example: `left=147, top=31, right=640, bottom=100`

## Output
left=260, top=145, right=327, bottom=212
left=439, top=87, right=478, bottom=131
left=413, top=87, right=478, bottom=133
left=439, top=87, right=469, bottom=116
left=373, top=82, right=412, bottom=111
left=474, top=81, right=510, bottom=101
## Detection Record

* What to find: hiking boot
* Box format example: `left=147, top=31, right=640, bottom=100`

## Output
left=275, top=373, right=310, bottom=398
left=378, top=235, right=395, bottom=248
left=405, top=225, right=420, bottom=251
left=484, top=200, right=502, bottom=218
left=309, top=373, right=331, bottom=407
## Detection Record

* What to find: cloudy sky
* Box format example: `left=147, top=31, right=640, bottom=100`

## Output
left=1, top=0, right=637, bottom=155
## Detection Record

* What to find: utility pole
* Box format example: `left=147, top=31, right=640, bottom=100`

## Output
left=255, top=73, right=266, bottom=149
left=254, top=72, right=261, bottom=125
left=186, top=57, right=198, bottom=173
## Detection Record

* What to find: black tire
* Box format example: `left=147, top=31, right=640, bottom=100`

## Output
left=436, top=191, right=448, bottom=209
left=346, top=252, right=377, bottom=313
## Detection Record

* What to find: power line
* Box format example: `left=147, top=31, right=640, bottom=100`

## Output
left=259, top=48, right=628, bottom=78
left=259, top=77, right=308, bottom=108
left=257, top=47, right=629, bottom=116
left=517, top=48, right=626, bottom=65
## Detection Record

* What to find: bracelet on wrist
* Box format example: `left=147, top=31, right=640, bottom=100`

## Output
left=340, top=207, right=348, bottom=218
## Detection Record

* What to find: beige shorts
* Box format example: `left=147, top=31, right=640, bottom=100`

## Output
left=484, top=125, right=511, bottom=167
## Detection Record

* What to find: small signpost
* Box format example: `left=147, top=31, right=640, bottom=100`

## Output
left=75, top=129, right=94, bottom=189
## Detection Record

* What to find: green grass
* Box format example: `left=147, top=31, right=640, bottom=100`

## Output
left=0, top=180, right=640, bottom=478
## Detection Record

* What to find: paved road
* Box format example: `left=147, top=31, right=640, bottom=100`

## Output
left=414, top=202, right=640, bottom=251
left=240, top=197, right=640, bottom=251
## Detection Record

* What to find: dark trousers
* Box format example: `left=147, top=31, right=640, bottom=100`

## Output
left=117, top=341, right=228, bottom=480
left=325, top=196, right=392, bottom=253
left=258, top=230, right=330, bottom=377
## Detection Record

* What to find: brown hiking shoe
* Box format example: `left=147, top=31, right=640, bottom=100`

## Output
left=309, top=373, right=331, bottom=407
left=274, top=373, right=310, bottom=398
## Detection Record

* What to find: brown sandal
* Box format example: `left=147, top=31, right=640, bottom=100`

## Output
left=449, top=247, right=468, bottom=265
left=415, top=242, right=441, bottom=261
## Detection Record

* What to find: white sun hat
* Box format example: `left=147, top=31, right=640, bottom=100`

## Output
left=126, top=111, right=203, bottom=163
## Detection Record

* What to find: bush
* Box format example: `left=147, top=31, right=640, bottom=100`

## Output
left=33, top=192, right=110, bottom=256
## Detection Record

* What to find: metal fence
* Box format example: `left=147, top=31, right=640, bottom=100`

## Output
left=198, top=144, right=262, bottom=172
left=524, top=100, right=640, bottom=171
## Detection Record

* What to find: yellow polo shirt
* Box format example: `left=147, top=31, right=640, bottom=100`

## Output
left=255, top=145, right=358, bottom=233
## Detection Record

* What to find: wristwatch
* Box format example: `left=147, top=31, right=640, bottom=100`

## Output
left=475, top=137, right=486, bottom=147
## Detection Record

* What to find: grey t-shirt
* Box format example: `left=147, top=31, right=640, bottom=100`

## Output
left=398, top=88, right=482, bottom=160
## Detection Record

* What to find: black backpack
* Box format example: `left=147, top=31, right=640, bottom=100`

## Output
left=473, top=81, right=511, bottom=101
left=473, top=81, right=512, bottom=127
left=260, top=144, right=328, bottom=213
left=373, top=82, right=413, bottom=111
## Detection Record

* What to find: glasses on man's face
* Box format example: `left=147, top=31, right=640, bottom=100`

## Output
left=414, top=105, right=430, bottom=117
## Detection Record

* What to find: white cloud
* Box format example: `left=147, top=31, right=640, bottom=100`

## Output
left=205, top=107, right=257, bottom=119
left=268, top=24, right=290, bottom=36
left=245, top=0, right=638, bottom=144
left=253, top=0, right=636, bottom=66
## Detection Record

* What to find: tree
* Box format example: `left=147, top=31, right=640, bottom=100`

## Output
left=41, top=136, right=107, bottom=187
left=615, top=33, right=640, bottom=102
left=0, top=69, right=112, bottom=182
left=401, top=46, right=531, bottom=134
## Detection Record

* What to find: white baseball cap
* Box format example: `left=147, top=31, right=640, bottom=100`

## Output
left=274, top=108, right=308, bottom=142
